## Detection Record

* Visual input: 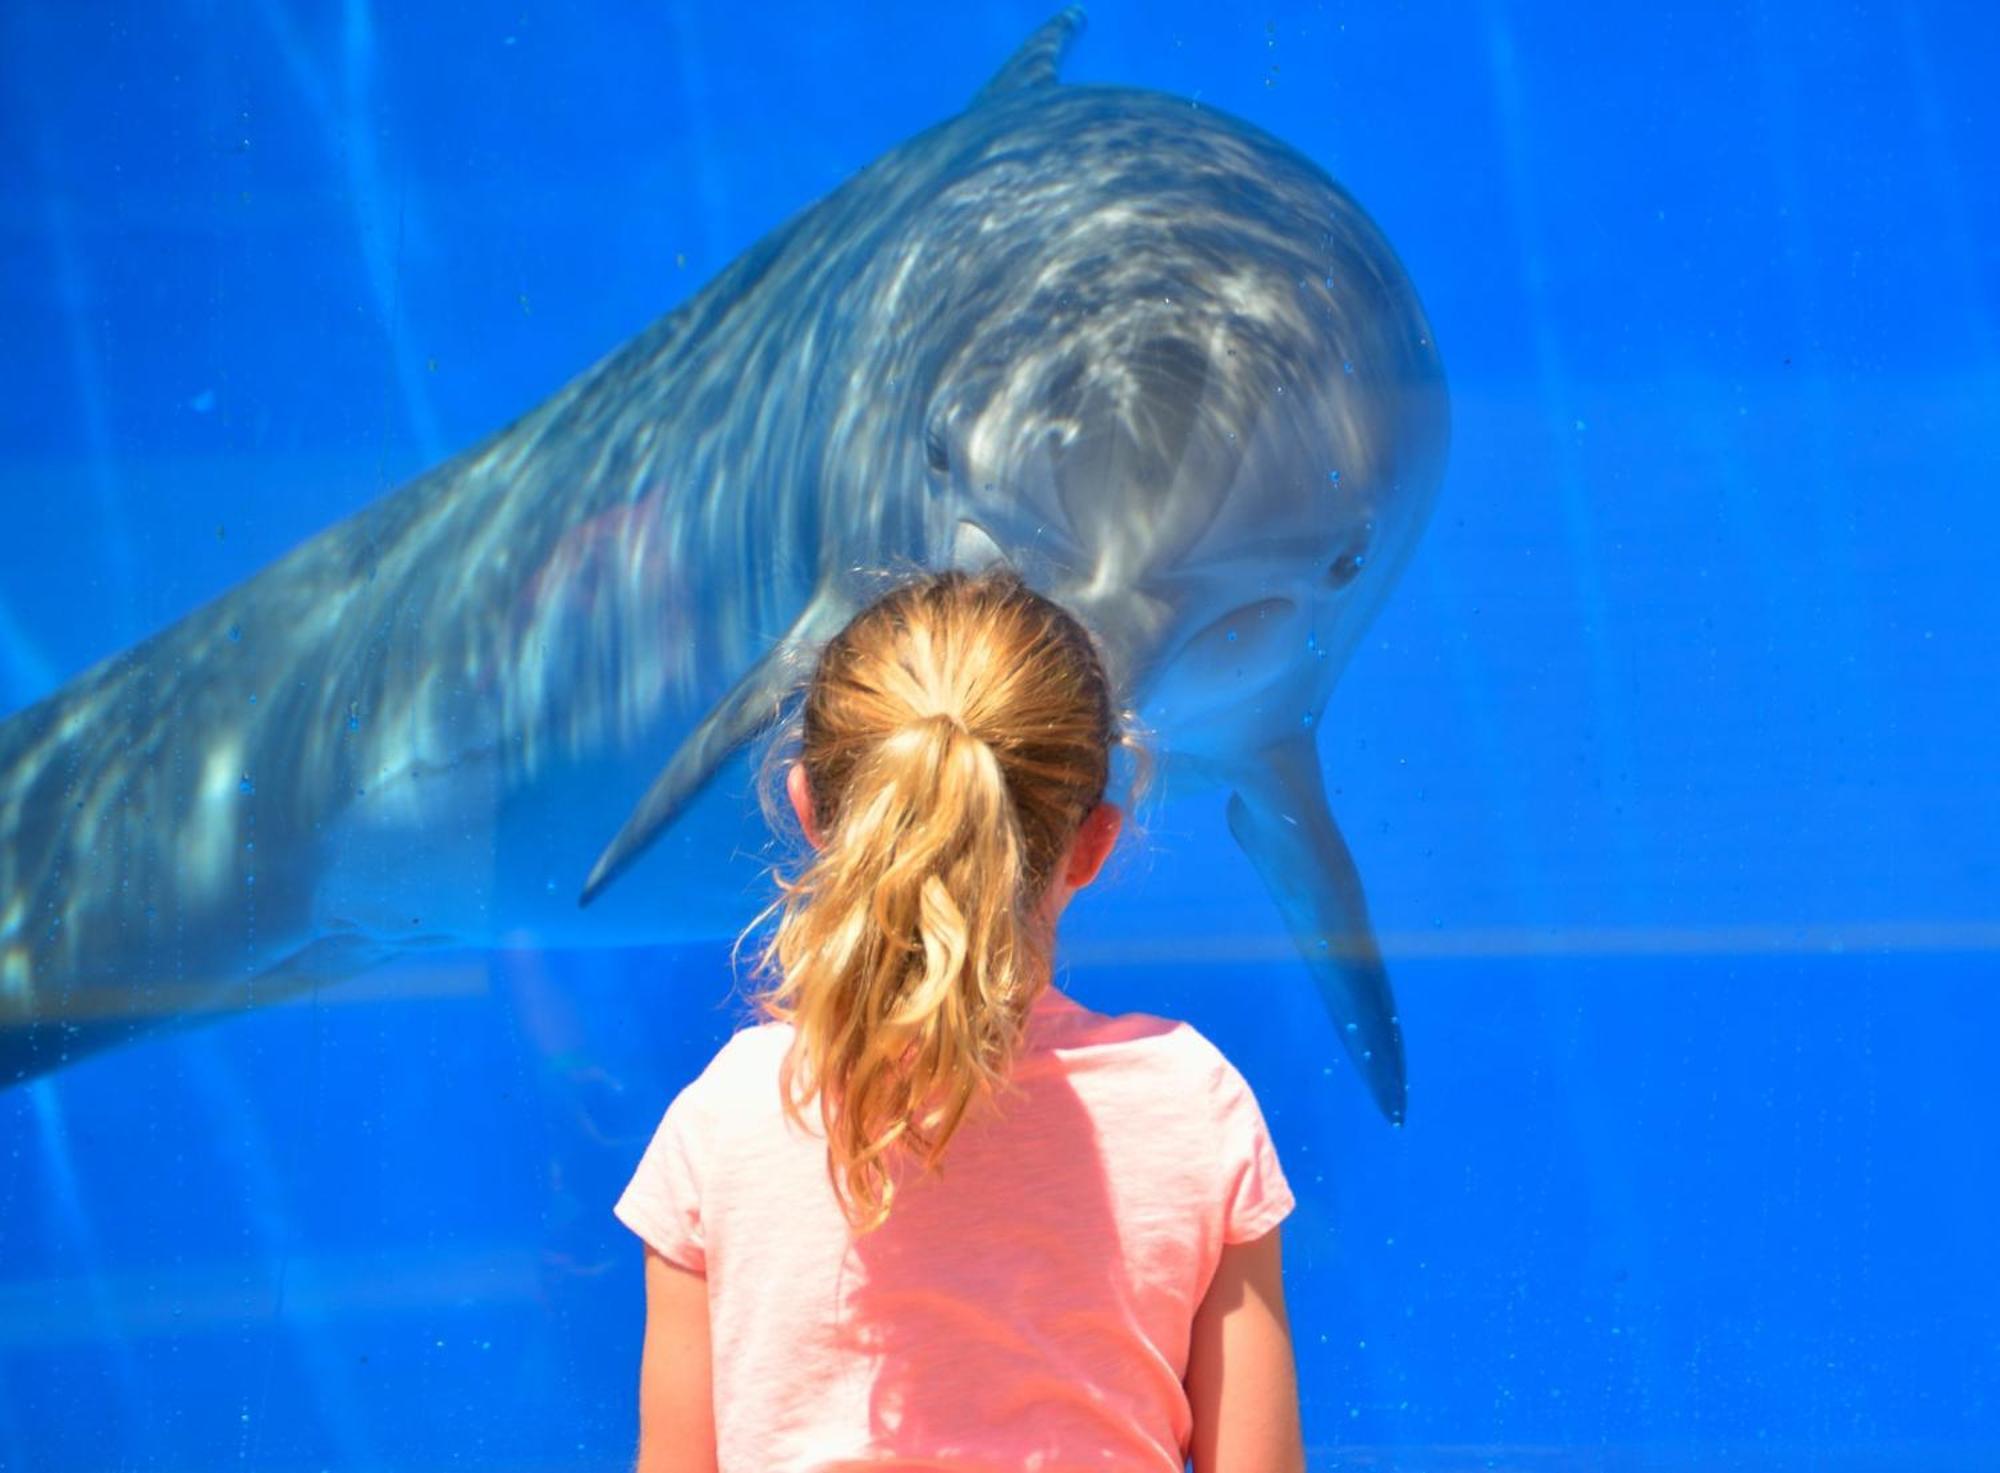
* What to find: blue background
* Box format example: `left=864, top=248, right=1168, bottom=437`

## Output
left=1, top=1, right=1994, bottom=1468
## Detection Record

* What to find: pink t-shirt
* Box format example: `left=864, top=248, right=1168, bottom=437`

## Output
left=613, top=982, right=1296, bottom=1472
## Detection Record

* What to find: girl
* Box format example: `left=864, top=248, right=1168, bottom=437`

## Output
left=615, top=568, right=1304, bottom=1472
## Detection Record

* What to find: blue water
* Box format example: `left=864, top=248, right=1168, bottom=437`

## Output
left=1, top=2, right=1994, bottom=1469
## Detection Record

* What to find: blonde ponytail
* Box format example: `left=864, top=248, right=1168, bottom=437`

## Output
left=745, top=569, right=1122, bottom=1236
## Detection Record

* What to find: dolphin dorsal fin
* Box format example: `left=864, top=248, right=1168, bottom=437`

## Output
left=974, top=6, right=1086, bottom=106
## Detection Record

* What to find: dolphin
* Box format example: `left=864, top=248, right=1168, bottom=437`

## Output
left=0, top=9, right=1446, bottom=1120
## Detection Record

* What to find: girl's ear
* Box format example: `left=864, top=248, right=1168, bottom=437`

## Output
left=786, top=761, right=824, bottom=848
left=1064, top=801, right=1123, bottom=890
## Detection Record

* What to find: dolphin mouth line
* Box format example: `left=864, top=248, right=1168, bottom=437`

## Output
left=1165, top=595, right=1302, bottom=667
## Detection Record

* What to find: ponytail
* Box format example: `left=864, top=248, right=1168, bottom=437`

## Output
left=745, top=570, right=1120, bottom=1236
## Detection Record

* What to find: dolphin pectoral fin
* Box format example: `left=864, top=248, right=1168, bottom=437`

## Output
left=1225, top=736, right=1408, bottom=1125
left=579, top=595, right=849, bottom=907
left=974, top=7, right=1084, bottom=106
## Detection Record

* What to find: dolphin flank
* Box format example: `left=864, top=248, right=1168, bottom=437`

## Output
left=0, top=9, right=1447, bottom=1117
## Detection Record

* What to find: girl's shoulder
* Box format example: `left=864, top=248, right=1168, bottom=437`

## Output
left=1026, top=994, right=1220, bottom=1077
left=1066, top=1004, right=1261, bottom=1103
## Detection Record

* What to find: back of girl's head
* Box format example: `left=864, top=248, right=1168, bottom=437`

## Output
left=746, top=567, right=1128, bottom=1236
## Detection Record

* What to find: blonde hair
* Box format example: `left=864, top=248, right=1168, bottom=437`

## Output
left=745, top=568, right=1129, bottom=1236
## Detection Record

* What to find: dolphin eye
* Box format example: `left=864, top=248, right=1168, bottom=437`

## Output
left=924, top=426, right=951, bottom=475
left=1326, top=526, right=1373, bottom=588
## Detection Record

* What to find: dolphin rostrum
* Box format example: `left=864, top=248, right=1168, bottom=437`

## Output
left=0, top=10, right=1446, bottom=1120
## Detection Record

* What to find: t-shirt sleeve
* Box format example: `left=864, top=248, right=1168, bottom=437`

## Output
left=1209, top=1047, right=1296, bottom=1245
left=613, top=1074, right=709, bottom=1273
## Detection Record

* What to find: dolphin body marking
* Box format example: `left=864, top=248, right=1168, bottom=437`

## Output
left=0, top=11, right=1447, bottom=1118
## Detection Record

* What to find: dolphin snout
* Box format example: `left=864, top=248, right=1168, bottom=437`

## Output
left=1171, top=596, right=1301, bottom=679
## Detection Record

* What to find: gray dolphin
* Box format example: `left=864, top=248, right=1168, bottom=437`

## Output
left=0, top=10, right=1446, bottom=1120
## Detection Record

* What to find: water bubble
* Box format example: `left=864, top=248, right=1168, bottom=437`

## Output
left=1344, top=1021, right=1359, bottom=1035
left=238, top=774, right=254, bottom=795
